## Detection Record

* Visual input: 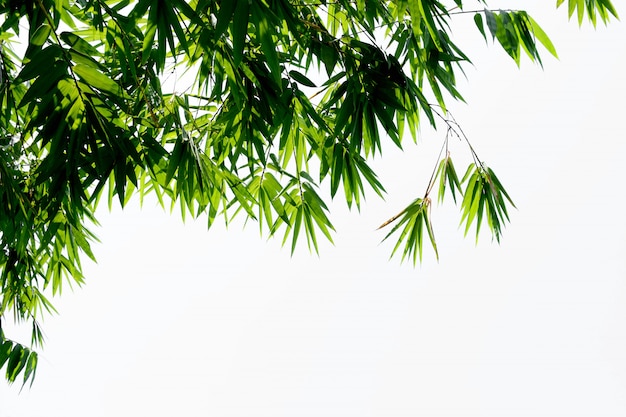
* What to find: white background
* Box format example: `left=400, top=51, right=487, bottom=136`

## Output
left=2, top=2, right=626, bottom=416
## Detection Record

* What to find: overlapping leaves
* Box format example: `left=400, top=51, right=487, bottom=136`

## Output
left=0, top=0, right=617, bottom=385
left=474, top=9, right=558, bottom=65
left=0, top=328, right=38, bottom=388
left=557, top=0, right=618, bottom=25
left=379, top=152, right=516, bottom=265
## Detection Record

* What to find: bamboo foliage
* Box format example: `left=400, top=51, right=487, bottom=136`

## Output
left=0, top=0, right=617, bottom=385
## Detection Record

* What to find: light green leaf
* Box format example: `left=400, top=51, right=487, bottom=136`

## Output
left=31, top=24, right=52, bottom=47
left=527, top=16, right=558, bottom=58
left=73, top=64, right=125, bottom=97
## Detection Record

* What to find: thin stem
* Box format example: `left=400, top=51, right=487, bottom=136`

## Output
left=424, top=135, right=447, bottom=198
left=430, top=105, right=483, bottom=167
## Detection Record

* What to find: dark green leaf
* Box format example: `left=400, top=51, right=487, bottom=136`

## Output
left=474, top=13, right=487, bottom=42
left=215, top=0, right=238, bottom=37
left=484, top=9, right=498, bottom=39
left=232, top=0, right=250, bottom=66
left=289, top=70, right=317, bottom=88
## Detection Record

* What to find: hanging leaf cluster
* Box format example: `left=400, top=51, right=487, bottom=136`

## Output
left=0, top=327, right=38, bottom=388
left=0, top=0, right=618, bottom=385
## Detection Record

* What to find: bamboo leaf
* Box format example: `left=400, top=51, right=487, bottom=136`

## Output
left=289, top=70, right=317, bottom=88
left=474, top=13, right=487, bottom=42
left=527, top=16, right=558, bottom=58
left=73, top=64, right=125, bottom=97
left=30, top=24, right=52, bottom=47
left=232, top=0, right=250, bottom=66
left=215, top=0, right=238, bottom=37
left=484, top=9, right=498, bottom=39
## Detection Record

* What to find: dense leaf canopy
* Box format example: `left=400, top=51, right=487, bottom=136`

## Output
left=0, top=0, right=618, bottom=386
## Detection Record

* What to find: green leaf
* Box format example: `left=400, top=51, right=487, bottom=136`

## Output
left=459, top=164, right=515, bottom=243
left=232, top=0, right=250, bottom=66
left=379, top=197, right=439, bottom=264
left=6, top=344, right=27, bottom=383
left=577, top=0, right=585, bottom=25
left=437, top=156, right=461, bottom=204
left=407, top=0, right=423, bottom=38
left=423, top=201, right=439, bottom=260
left=289, top=70, right=317, bottom=88
left=486, top=167, right=515, bottom=207
left=290, top=205, right=304, bottom=255
left=60, top=32, right=101, bottom=57
left=0, top=340, right=12, bottom=370
left=17, top=45, right=63, bottom=81
left=215, top=0, right=238, bottom=37
left=527, top=16, right=558, bottom=58
left=256, top=12, right=281, bottom=84
left=474, top=13, right=487, bottom=42
left=73, top=64, right=125, bottom=97
left=19, top=62, right=67, bottom=106
left=21, top=351, right=38, bottom=388
left=484, top=9, right=498, bottom=39
left=30, top=24, right=52, bottom=47
left=141, top=18, right=157, bottom=65
left=418, top=0, right=442, bottom=51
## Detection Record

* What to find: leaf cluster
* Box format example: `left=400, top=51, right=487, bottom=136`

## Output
left=0, top=327, right=38, bottom=388
left=379, top=124, right=515, bottom=265
left=474, top=9, right=558, bottom=65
